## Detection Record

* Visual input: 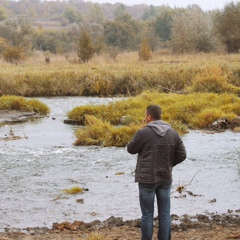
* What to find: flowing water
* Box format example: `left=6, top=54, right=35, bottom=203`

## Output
left=0, top=97, right=240, bottom=231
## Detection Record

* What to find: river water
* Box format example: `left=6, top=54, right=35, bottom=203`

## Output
left=0, top=97, right=240, bottom=231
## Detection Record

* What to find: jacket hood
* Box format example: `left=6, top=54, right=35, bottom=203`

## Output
left=147, top=120, right=171, bottom=136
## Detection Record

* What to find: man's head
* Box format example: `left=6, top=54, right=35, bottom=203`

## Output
left=145, top=104, right=162, bottom=123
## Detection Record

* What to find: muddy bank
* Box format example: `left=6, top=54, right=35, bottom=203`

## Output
left=0, top=110, right=46, bottom=124
left=1, top=213, right=240, bottom=240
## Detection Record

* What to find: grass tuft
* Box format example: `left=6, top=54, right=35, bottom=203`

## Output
left=86, top=230, right=105, bottom=240
left=0, top=95, right=50, bottom=115
left=62, top=186, right=84, bottom=195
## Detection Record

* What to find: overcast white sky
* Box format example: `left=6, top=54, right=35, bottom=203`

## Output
left=86, top=0, right=234, bottom=11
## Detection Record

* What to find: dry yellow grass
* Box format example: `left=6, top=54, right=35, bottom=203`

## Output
left=1, top=51, right=240, bottom=97
left=86, top=230, right=106, bottom=240
left=1, top=51, right=240, bottom=147
left=1, top=50, right=240, bottom=67
left=0, top=95, right=50, bottom=114
left=62, top=186, right=84, bottom=195
left=71, top=91, right=240, bottom=147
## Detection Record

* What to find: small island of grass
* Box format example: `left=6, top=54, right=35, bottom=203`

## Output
left=0, top=95, right=50, bottom=125
left=67, top=91, right=240, bottom=147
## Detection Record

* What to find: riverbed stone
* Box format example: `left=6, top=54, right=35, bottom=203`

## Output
left=230, top=117, right=240, bottom=129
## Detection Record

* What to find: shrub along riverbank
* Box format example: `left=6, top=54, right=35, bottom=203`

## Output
left=68, top=91, right=240, bottom=147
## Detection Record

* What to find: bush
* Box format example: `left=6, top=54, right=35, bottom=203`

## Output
left=3, top=46, right=25, bottom=64
left=139, top=38, right=152, bottom=61
left=77, top=28, right=95, bottom=63
left=189, top=67, right=238, bottom=93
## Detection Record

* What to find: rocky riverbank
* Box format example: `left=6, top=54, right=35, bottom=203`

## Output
left=1, top=211, right=240, bottom=240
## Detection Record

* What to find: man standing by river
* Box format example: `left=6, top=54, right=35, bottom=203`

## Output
left=127, top=104, right=187, bottom=240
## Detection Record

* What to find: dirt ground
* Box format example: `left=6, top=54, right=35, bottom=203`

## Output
left=1, top=212, right=240, bottom=240
left=0, top=226, right=240, bottom=240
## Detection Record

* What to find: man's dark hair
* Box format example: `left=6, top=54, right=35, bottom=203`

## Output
left=146, top=104, right=162, bottom=120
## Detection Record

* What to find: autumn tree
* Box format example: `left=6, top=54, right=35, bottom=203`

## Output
left=64, top=6, right=82, bottom=24
left=139, top=19, right=161, bottom=52
left=0, top=6, right=7, bottom=21
left=170, top=6, right=215, bottom=53
left=107, top=45, right=120, bottom=62
left=142, top=5, right=157, bottom=20
left=103, top=9, right=141, bottom=50
left=32, top=29, right=72, bottom=54
left=0, top=18, right=33, bottom=49
left=170, top=9, right=194, bottom=53
left=3, top=46, right=25, bottom=64
left=77, top=27, right=95, bottom=63
left=139, top=38, right=152, bottom=61
left=0, top=17, right=33, bottom=63
left=87, top=3, right=104, bottom=23
left=154, top=10, right=174, bottom=42
left=103, top=20, right=132, bottom=50
left=114, top=4, right=127, bottom=18
left=214, top=1, right=240, bottom=53
left=0, top=37, right=7, bottom=55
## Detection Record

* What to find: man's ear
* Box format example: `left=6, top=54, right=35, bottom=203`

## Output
left=147, top=115, right=152, bottom=122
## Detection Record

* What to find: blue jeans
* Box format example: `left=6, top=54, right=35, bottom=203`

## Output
left=139, top=182, right=172, bottom=240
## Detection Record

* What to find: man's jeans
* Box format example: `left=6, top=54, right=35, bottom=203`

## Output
left=139, top=182, right=172, bottom=240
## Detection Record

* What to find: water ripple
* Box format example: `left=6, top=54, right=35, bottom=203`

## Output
left=0, top=97, right=240, bottom=231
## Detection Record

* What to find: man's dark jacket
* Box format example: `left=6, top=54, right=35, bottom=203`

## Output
left=127, top=120, right=186, bottom=183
